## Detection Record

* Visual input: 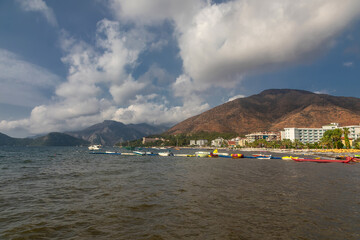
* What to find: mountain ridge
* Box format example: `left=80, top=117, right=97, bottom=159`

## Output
left=0, top=132, right=88, bottom=146
left=67, top=120, right=168, bottom=146
left=166, top=89, right=360, bottom=135
left=0, top=121, right=168, bottom=146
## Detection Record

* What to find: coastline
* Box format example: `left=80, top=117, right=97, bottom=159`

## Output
left=175, top=146, right=360, bottom=159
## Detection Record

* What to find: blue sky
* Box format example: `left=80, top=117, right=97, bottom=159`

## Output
left=0, top=0, right=360, bottom=137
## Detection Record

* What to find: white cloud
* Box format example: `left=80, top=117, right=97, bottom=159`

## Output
left=0, top=18, right=152, bottom=136
left=57, top=19, right=149, bottom=101
left=228, top=94, right=246, bottom=102
left=0, top=49, right=61, bottom=107
left=110, top=77, right=147, bottom=105
left=110, top=0, right=360, bottom=90
left=112, top=94, right=209, bottom=126
left=17, top=0, right=58, bottom=26
left=0, top=17, right=207, bottom=136
left=177, top=0, right=360, bottom=88
left=343, top=61, right=354, bottom=67
left=314, top=89, right=332, bottom=95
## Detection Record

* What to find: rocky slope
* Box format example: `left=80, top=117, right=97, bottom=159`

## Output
left=166, top=89, right=360, bottom=135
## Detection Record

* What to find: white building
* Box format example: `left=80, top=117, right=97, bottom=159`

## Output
left=211, top=138, right=225, bottom=147
left=282, top=127, right=325, bottom=143
left=281, top=123, right=360, bottom=144
left=245, top=132, right=279, bottom=142
left=190, top=139, right=208, bottom=146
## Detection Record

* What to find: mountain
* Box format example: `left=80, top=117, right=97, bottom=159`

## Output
left=0, top=132, right=32, bottom=146
left=0, top=132, right=88, bottom=146
left=166, top=89, right=360, bottom=135
left=30, top=132, right=89, bottom=146
left=67, top=120, right=168, bottom=146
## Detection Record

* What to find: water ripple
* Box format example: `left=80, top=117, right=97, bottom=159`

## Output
left=0, top=146, right=359, bottom=239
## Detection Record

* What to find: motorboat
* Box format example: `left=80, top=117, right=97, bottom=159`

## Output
left=195, top=151, right=210, bottom=157
left=158, top=152, right=174, bottom=156
left=88, top=144, right=102, bottom=150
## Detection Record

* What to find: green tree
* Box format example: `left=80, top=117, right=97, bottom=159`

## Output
left=320, top=129, right=343, bottom=149
left=343, top=127, right=351, bottom=149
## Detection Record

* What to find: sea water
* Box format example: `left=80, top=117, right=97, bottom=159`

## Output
left=0, top=146, right=359, bottom=239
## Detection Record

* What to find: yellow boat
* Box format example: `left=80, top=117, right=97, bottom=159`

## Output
left=282, top=156, right=298, bottom=160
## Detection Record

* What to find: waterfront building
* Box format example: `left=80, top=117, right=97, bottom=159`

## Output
left=211, top=138, right=225, bottom=147
left=245, top=132, right=279, bottom=143
left=142, top=137, right=165, bottom=144
left=230, top=137, right=247, bottom=147
left=281, top=127, right=325, bottom=143
left=281, top=123, right=360, bottom=144
left=227, top=140, right=237, bottom=148
left=190, top=139, right=208, bottom=147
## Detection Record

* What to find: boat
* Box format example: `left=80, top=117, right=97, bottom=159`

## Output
left=209, top=152, right=218, bottom=157
left=252, top=154, right=271, bottom=158
left=173, top=153, right=190, bottom=157
left=146, top=151, right=158, bottom=156
left=88, top=144, right=102, bottom=150
left=252, top=154, right=272, bottom=159
left=292, top=157, right=352, bottom=163
left=231, top=153, right=243, bottom=158
left=282, top=156, right=298, bottom=160
left=158, top=152, right=174, bottom=156
left=133, top=151, right=145, bottom=155
left=195, top=151, right=210, bottom=157
left=89, top=151, right=122, bottom=155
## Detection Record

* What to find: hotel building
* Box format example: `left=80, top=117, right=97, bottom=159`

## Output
left=281, top=123, right=360, bottom=143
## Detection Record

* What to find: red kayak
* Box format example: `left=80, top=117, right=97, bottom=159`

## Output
left=292, top=157, right=352, bottom=163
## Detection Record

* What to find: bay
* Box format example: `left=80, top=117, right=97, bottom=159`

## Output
left=0, top=146, right=359, bottom=239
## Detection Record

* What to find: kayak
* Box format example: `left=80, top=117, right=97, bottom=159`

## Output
left=292, top=157, right=352, bottom=163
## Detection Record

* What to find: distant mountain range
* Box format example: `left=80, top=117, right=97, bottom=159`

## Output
left=0, top=132, right=89, bottom=146
left=166, top=89, right=360, bottom=135
left=67, top=120, right=168, bottom=146
left=0, top=120, right=168, bottom=146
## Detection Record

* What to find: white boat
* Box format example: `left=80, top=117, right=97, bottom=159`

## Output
left=195, top=151, right=210, bottom=157
left=133, top=151, right=145, bottom=155
left=158, top=152, right=173, bottom=156
left=88, top=144, right=102, bottom=150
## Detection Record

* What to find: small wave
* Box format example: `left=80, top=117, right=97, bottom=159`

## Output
left=128, top=203, right=159, bottom=212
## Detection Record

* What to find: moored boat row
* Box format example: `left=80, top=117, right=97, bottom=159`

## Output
left=88, top=148, right=360, bottom=163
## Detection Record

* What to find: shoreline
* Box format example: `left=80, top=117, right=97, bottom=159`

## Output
left=174, top=146, right=360, bottom=158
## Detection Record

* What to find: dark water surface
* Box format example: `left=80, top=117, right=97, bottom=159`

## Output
left=0, top=147, right=359, bottom=239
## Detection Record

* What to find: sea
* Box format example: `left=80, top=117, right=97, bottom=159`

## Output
left=0, top=146, right=359, bottom=240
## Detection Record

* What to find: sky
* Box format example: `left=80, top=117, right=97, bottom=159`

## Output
left=0, top=0, right=360, bottom=138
